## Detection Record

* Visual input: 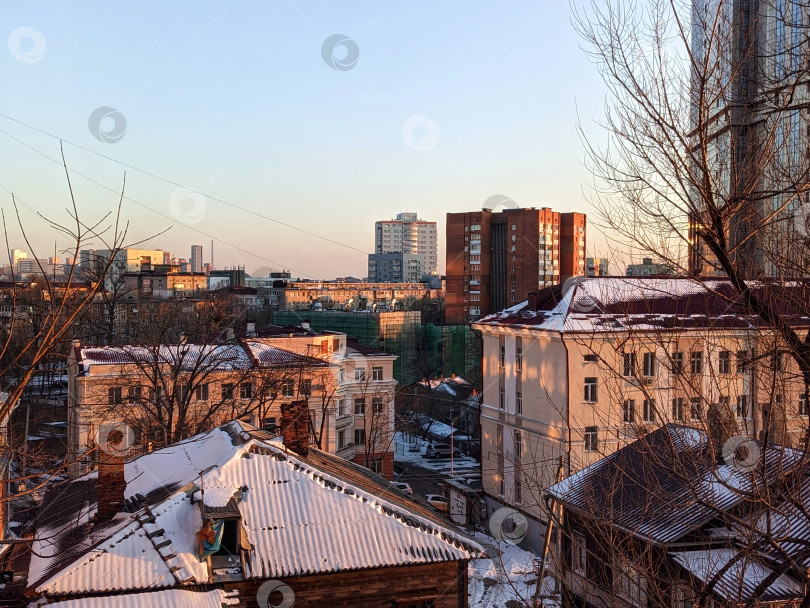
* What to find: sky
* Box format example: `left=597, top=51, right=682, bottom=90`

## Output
left=0, top=1, right=613, bottom=279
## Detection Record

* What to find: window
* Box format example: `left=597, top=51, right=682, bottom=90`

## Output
left=514, top=431, right=522, bottom=459
left=337, top=429, right=346, bottom=449
left=499, top=345, right=505, bottom=367
left=736, top=395, right=749, bottom=419
left=515, top=474, right=522, bottom=503
left=366, top=458, right=384, bottom=474
left=108, top=387, right=122, bottom=405
left=800, top=392, right=809, bottom=415
left=672, top=351, right=684, bottom=374
left=584, top=377, right=598, bottom=403
left=690, top=397, right=702, bottom=421
left=643, top=399, right=655, bottom=423
left=516, top=347, right=522, bottom=373
left=354, top=397, right=365, bottom=415
left=263, top=417, right=277, bottom=433
left=372, top=396, right=384, bottom=414
left=672, top=397, right=684, bottom=421
left=499, top=388, right=505, bottom=410
left=194, top=383, right=209, bottom=401
left=337, top=398, right=347, bottom=416
left=623, top=399, right=636, bottom=424
left=516, top=392, right=523, bottom=415
left=584, top=353, right=599, bottom=362
left=221, top=383, right=234, bottom=400
left=126, top=385, right=141, bottom=401
left=642, top=353, right=656, bottom=377
left=690, top=351, right=703, bottom=374
left=584, top=426, right=598, bottom=452
left=179, top=383, right=190, bottom=401
left=372, top=366, right=383, bottom=380
left=499, top=475, right=505, bottom=496
left=623, top=352, right=636, bottom=377
left=299, top=379, right=312, bottom=397
left=718, top=351, right=731, bottom=374
left=354, top=368, right=366, bottom=382
left=278, top=379, right=294, bottom=397
left=354, top=428, right=366, bottom=445
left=737, top=350, right=748, bottom=373
left=572, top=533, right=587, bottom=575
left=239, top=383, right=253, bottom=399
left=616, top=557, right=647, bottom=606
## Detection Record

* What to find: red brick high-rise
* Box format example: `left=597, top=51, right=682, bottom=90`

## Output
left=446, top=207, right=586, bottom=323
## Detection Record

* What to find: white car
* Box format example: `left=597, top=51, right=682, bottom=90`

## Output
left=391, top=481, right=413, bottom=494
left=424, top=494, right=449, bottom=513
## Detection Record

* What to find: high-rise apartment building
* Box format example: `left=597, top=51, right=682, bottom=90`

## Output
left=688, top=1, right=810, bottom=278
left=368, top=213, right=437, bottom=281
left=586, top=257, right=609, bottom=277
left=190, top=244, right=203, bottom=273
left=446, top=207, right=586, bottom=323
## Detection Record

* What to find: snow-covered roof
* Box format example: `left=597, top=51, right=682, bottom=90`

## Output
left=28, top=421, right=481, bottom=599
left=33, top=588, right=240, bottom=608
left=77, top=344, right=253, bottom=372
left=475, top=277, right=810, bottom=334
left=546, top=424, right=804, bottom=545
left=671, top=548, right=803, bottom=603
left=242, top=340, right=329, bottom=368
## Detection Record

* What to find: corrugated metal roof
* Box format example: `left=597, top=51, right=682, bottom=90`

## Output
left=546, top=425, right=804, bottom=545
left=79, top=344, right=253, bottom=371
left=28, top=421, right=481, bottom=598
left=671, top=548, right=803, bottom=603
left=35, top=587, right=239, bottom=608
left=476, top=277, right=810, bottom=333
left=243, top=340, right=328, bottom=368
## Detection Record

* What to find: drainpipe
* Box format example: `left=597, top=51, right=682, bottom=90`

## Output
left=560, top=332, right=571, bottom=477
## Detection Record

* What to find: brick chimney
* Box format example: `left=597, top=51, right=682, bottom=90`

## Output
left=281, top=400, right=310, bottom=456
left=96, top=429, right=127, bottom=521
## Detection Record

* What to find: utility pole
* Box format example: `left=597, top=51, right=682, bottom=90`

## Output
left=534, top=456, right=565, bottom=606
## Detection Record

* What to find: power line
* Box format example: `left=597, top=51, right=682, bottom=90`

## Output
left=0, top=112, right=371, bottom=256
left=0, top=125, right=322, bottom=279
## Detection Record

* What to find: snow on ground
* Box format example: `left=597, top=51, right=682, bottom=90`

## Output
left=393, top=432, right=480, bottom=476
left=468, top=532, right=560, bottom=608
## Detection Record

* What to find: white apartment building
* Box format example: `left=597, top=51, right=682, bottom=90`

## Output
left=370, top=212, right=437, bottom=281
left=474, top=277, right=810, bottom=550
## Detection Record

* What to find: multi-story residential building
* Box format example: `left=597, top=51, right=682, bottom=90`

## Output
left=92, top=248, right=165, bottom=289
left=190, top=244, right=203, bottom=273
left=121, top=264, right=207, bottom=299
left=688, top=0, right=810, bottom=278
left=474, top=276, right=810, bottom=551
left=368, top=212, right=438, bottom=281
left=625, top=257, right=675, bottom=276
left=446, top=207, right=586, bottom=323
left=66, top=329, right=398, bottom=478
left=585, top=257, right=608, bottom=277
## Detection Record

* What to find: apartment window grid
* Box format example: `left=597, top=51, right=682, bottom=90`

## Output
left=690, top=351, right=703, bottom=374
left=584, top=426, right=598, bottom=452
left=372, top=396, right=384, bottom=414
left=572, top=533, right=587, bottom=575
left=372, top=367, right=383, bottom=380
left=672, top=351, right=684, bottom=374
left=718, top=351, right=731, bottom=374
left=643, top=399, right=655, bottom=423
left=354, top=428, right=366, bottom=445
left=672, top=397, right=684, bottom=421
left=516, top=347, right=522, bottom=373
left=514, top=430, right=522, bottom=459
left=800, top=392, right=809, bottom=415
left=516, top=391, right=523, bottom=415
left=642, top=353, right=656, bottom=377
left=690, top=397, right=702, bottom=421
left=736, top=395, right=749, bottom=419
left=194, top=383, right=209, bottom=401
left=499, top=388, right=505, bottom=410
left=222, top=383, right=235, bottom=400
left=623, top=352, right=636, bottom=377
left=623, top=399, right=635, bottom=424
left=240, top=382, right=253, bottom=399
left=499, top=345, right=505, bottom=367
left=737, top=350, right=748, bottom=374
left=354, top=397, right=365, bottom=415
left=584, top=377, right=598, bottom=403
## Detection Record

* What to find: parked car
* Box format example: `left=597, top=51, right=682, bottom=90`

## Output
left=408, top=443, right=421, bottom=452
left=423, top=443, right=460, bottom=459
left=391, top=481, right=413, bottom=494
left=424, top=494, right=449, bottom=513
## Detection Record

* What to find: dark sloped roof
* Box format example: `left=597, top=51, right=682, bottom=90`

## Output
left=547, top=424, right=804, bottom=545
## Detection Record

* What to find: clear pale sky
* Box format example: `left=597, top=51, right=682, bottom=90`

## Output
left=0, top=1, right=612, bottom=279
